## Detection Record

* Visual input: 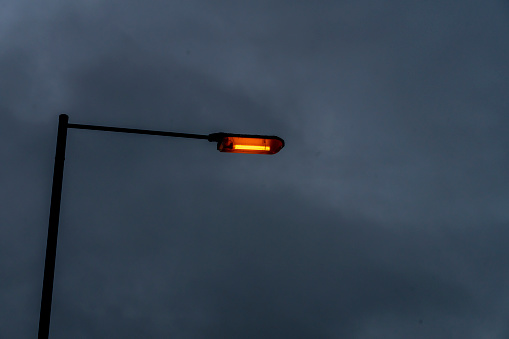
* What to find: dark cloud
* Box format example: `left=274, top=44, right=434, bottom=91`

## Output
left=1, top=0, right=508, bottom=338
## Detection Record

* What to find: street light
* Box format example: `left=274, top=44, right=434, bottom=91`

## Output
left=38, top=114, right=284, bottom=339
left=209, top=133, right=284, bottom=155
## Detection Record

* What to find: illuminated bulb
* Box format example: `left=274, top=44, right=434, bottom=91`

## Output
left=233, top=145, right=271, bottom=151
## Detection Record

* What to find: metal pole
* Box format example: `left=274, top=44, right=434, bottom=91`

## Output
left=38, top=114, right=69, bottom=339
left=68, top=123, right=210, bottom=140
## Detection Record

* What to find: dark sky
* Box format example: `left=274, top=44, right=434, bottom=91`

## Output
left=2, top=0, right=509, bottom=338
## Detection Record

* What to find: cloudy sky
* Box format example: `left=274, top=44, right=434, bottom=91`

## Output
left=1, top=0, right=509, bottom=338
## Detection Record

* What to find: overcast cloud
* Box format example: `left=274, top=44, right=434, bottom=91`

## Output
left=1, top=0, right=509, bottom=338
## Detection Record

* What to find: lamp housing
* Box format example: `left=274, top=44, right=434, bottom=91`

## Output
left=208, top=133, right=285, bottom=155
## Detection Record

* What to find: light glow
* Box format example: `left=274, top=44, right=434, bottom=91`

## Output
left=210, top=133, right=284, bottom=154
left=233, top=145, right=270, bottom=151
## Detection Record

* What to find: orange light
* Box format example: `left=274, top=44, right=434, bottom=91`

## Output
left=210, top=134, right=284, bottom=155
left=233, top=145, right=271, bottom=151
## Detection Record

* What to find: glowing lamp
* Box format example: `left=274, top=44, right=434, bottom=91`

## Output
left=208, top=133, right=285, bottom=155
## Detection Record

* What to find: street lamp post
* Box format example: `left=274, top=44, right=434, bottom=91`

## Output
left=38, top=114, right=284, bottom=339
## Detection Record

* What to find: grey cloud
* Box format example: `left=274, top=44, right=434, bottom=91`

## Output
left=1, top=0, right=508, bottom=338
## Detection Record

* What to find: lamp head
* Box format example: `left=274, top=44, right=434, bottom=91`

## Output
left=208, top=133, right=284, bottom=155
